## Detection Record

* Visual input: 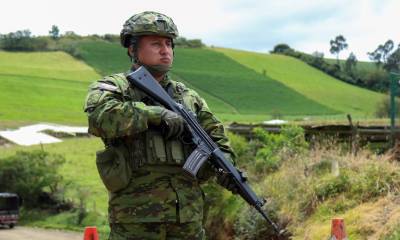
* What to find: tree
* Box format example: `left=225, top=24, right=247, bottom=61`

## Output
left=0, top=150, right=65, bottom=208
left=271, top=43, right=292, bottom=54
left=311, top=51, right=325, bottom=68
left=49, top=25, right=60, bottom=40
left=344, top=52, right=357, bottom=75
left=384, top=45, right=400, bottom=72
left=174, top=37, right=204, bottom=48
left=62, top=31, right=81, bottom=40
left=330, top=35, right=348, bottom=65
left=368, top=40, right=394, bottom=68
left=0, top=29, right=34, bottom=51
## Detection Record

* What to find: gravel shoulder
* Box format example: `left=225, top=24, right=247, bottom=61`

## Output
left=0, top=226, right=82, bottom=240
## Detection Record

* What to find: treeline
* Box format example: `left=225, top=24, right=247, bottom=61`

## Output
left=271, top=36, right=400, bottom=93
left=0, top=25, right=204, bottom=54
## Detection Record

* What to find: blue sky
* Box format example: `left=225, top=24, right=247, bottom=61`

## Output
left=1, top=0, right=399, bottom=60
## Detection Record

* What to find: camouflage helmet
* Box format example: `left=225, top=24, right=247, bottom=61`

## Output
left=120, top=11, right=179, bottom=48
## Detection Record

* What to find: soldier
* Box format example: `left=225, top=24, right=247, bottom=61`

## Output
left=84, top=11, right=237, bottom=240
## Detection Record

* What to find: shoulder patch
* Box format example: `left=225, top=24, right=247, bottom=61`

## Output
left=97, top=82, right=119, bottom=92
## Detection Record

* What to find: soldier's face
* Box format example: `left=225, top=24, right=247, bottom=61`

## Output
left=137, top=35, right=173, bottom=66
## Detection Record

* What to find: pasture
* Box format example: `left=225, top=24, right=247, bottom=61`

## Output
left=0, top=51, right=99, bottom=125
left=216, top=48, right=386, bottom=117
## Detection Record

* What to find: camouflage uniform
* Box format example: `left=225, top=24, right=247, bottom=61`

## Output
left=84, top=71, right=234, bottom=239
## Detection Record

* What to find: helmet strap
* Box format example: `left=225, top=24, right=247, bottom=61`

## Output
left=142, top=64, right=172, bottom=77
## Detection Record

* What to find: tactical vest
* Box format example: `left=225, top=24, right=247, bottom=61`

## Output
left=96, top=74, right=196, bottom=193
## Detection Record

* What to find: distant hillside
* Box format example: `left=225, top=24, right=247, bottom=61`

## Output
left=76, top=41, right=338, bottom=118
left=77, top=41, right=129, bottom=76
left=0, top=42, right=387, bottom=126
left=0, top=51, right=99, bottom=125
left=216, top=48, right=385, bottom=116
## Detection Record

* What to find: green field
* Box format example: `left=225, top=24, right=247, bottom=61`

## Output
left=172, top=48, right=337, bottom=115
left=216, top=48, right=385, bottom=117
left=77, top=41, right=339, bottom=117
left=77, top=41, right=130, bottom=76
left=76, top=41, right=241, bottom=115
left=0, top=42, right=388, bottom=126
left=0, top=51, right=99, bottom=124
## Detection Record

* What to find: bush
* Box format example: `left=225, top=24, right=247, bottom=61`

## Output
left=270, top=43, right=292, bottom=54
left=233, top=204, right=285, bottom=240
left=364, top=69, right=389, bottom=91
left=58, top=42, right=83, bottom=59
left=250, top=125, right=308, bottom=174
left=103, top=34, right=119, bottom=43
left=175, top=37, right=204, bottom=48
left=0, top=150, right=66, bottom=208
left=314, top=173, right=350, bottom=201
left=350, top=163, right=400, bottom=201
left=375, top=94, right=400, bottom=118
left=0, top=30, right=51, bottom=51
left=227, top=132, right=253, bottom=167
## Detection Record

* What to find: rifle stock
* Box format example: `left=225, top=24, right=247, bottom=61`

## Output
left=126, top=66, right=285, bottom=235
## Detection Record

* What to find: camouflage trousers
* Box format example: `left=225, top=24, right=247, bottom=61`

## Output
left=109, top=221, right=206, bottom=240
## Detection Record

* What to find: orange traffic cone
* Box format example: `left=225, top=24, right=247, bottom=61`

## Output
left=83, top=226, right=99, bottom=240
left=330, top=218, right=348, bottom=240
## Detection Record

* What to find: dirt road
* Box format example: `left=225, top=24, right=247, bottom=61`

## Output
left=0, top=226, right=82, bottom=240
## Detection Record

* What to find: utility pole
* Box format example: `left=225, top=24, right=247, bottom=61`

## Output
left=390, top=72, right=400, bottom=147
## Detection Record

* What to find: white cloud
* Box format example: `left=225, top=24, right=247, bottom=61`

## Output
left=1, top=0, right=399, bottom=61
left=267, top=0, right=400, bottom=60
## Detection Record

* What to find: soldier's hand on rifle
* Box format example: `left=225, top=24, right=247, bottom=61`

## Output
left=147, top=106, right=185, bottom=139
left=216, top=169, right=247, bottom=194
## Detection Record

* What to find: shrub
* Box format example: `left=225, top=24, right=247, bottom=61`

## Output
left=0, top=150, right=66, bottom=208
left=314, top=173, right=351, bottom=201
left=271, top=43, right=292, bottom=54
left=175, top=37, right=204, bottom=48
left=375, top=94, right=400, bottom=118
left=250, top=125, right=308, bottom=174
left=227, top=132, right=253, bottom=167
left=233, top=204, right=285, bottom=240
left=0, top=30, right=51, bottom=51
left=350, top=163, right=400, bottom=201
left=58, top=42, right=83, bottom=59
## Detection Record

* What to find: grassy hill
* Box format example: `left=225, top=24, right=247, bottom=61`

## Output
left=172, top=48, right=337, bottom=116
left=0, top=42, right=388, bottom=126
left=77, top=41, right=130, bottom=76
left=76, top=41, right=342, bottom=118
left=0, top=51, right=99, bottom=125
left=215, top=48, right=385, bottom=117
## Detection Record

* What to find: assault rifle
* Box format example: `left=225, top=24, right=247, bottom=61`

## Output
left=127, top=66, right=286, bottom=236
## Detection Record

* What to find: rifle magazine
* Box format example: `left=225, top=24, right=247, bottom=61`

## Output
left=183, top=146, right=210, bottom=177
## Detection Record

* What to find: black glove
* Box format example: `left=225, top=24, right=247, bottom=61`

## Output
left=160, top=109, right=185, bottom=139
left=216, top=170, right=245, bottom=194
left=147, top=106, right=185, bottom=139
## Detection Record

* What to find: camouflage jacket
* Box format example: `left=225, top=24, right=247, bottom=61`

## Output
left=84, top=69, right=234, bottom=223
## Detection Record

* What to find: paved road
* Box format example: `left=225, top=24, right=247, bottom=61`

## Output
left=0, top=226, right=82, bottom=240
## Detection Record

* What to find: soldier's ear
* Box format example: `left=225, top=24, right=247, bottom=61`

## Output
left=128, top=45, right=135, bottom=57
left=128, top=45, right=140, bottom=64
